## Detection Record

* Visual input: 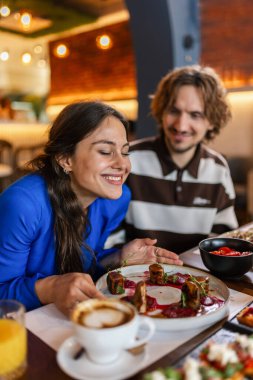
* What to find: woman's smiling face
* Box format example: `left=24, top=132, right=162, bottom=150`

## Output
left=61, top=115, right=131, bottom=208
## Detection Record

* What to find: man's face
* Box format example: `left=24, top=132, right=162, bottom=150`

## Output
left=161, top=85, right=213, bottom=155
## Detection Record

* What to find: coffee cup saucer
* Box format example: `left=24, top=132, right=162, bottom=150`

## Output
left=57, top=336, right=147, bottom=380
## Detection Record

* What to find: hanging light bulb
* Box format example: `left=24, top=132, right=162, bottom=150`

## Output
left=0, top=5, right=11, bottom=17
left=0, top=51, right=9, bottom=61
left=96, top=34, right=113, bottom=50
left=20, top=11, right=32, bottom=30
left=21, top=52, right=32, bottom=65
left=53, top=43, right=70, bottom=58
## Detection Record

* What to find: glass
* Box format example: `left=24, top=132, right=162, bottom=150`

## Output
left=0, top=300, right=27, bottom=379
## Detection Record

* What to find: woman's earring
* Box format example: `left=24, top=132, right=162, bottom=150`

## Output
left=63, top=167, right=69, bottom=175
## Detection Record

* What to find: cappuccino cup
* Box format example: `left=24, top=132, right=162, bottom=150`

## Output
left=71, top=298, right=155, bottom=364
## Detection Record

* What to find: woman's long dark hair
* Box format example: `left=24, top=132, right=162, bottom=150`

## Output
left=31, top=101, right=128, bottom=274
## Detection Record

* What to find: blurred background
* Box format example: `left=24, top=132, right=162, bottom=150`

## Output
left=0, top=0, right=253, bottom=223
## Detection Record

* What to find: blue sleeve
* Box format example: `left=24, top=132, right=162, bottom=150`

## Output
left=0, top=186, right=43, bottom=311
left=92, top=184, right=131, bottom=262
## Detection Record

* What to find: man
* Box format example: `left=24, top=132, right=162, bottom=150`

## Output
left=123, top=65, right=238, bottom=253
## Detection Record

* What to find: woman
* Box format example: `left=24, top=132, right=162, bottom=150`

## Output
left=0, top=101, right=182, bottom=315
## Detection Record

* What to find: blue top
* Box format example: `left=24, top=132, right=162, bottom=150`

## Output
left=0, top=174, right=131, bottom=311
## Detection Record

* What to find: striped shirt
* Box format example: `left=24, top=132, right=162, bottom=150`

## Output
left=124, top=136, right=238, bottom=253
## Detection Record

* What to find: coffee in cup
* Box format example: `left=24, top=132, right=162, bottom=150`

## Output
left=71, top=298, right=155, bottom=364
left=74, top=302, right=133, bottom=328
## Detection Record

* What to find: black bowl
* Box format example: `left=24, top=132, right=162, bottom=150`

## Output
left=199, top=237, right=253, bottom=278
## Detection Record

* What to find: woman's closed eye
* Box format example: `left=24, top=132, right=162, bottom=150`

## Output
left=99, top=150, right=130, bottom=157
left=99, top=150, right=111, bottom=156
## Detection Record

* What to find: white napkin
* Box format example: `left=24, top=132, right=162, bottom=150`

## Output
left=25, top=303, right=74, bottom=350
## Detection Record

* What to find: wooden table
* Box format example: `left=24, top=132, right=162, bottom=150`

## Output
left=21, top=317, right=229, bottom=380
left=20, top=246, right=253, bottom=380
left=21, top=332, right=71, bottom=380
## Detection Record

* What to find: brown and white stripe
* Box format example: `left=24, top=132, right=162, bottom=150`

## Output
left=123, top=136, right=238, bottom=253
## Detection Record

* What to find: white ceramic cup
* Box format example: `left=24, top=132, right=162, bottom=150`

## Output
left=71, top=298, right=155, bottom=364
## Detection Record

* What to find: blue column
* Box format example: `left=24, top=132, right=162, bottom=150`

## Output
left=126, top=0, right=200, bottom=138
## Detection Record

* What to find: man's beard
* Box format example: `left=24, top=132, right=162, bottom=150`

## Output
left=165, top=136, right=196, bottom=154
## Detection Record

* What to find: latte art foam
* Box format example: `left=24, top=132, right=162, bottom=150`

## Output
left=75, top=304, right=133, bottom=328
left=82, top=307, right=127, bottom=328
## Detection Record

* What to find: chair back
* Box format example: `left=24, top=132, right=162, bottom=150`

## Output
left=247, top=169, right=253, bottom=219
left=227, top=156, right=253, bottom=223
left=0, top=139, right=14, bottom=191
left=0, top=139, right=13, bottom=166
left=13, top=143, right=45, bottom=179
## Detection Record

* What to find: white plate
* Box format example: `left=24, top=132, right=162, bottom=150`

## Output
left=96, top=264, right=230, bottom=331
left=57, top=336, right=146, bottom=380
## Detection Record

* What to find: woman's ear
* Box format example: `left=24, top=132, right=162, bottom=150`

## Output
left=56, top=154, right=72, bottom=174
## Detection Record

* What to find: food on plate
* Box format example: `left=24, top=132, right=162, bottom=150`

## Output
left=200, top=333, right=253, bottom=379
left=225, top=227, right=253, bottom=243
left=131, top=281, right=147, bottom=313
left=181, top=280, right=201, bottom=310
left=165, top=272, right=209, bottom=289
left=144, top=333, right=253, bottom=380
left=166, top=272, right=189, bottom=285
left=106, top=270, right=125, bottom=294
left=210, top=246, right=252, bottom=257
left=237, top=307, right=253, bottom=328
left=149, top=263, right=164, bottom=284
left=106, top=266, right=224, bottom=319
left=195, top=276, right=209, bottom=293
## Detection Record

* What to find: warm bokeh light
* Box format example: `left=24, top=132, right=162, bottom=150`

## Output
left=221, top=68, right=253, bottom=89
left=34, top=45, right=43, bottom=54
left=0, top=5, right=11, bottom=17
left=37, top=59, right=47, bottom=68
left=14, top=12, right=20, bottom=20
left=21, top=52, right=32, bottom=64
left=0, top=51, right=9, bottom=61
left=96, top=34, right=113, bottom=50
left=228, top=90, right=253, bottom=104
left=20, top=12, right=32, bottom=29
left=53, top=43, right=70, bottom=58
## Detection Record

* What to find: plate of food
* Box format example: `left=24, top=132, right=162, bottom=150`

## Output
left=143, top=323, right=253, bottom=379
left=96, top=264, right=230, bottom=331
left=236, top=306, right=253, bottom=329
left=223, top=226, right=253, bottom=242
left=226, top=300, right=253, bottom=334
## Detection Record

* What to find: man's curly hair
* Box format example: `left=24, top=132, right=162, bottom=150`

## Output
left=151, top=65, right=231, bottom=141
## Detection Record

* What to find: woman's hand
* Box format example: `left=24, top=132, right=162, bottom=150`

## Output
left=120, top=238, right=183, bottom=266
left=35, top=273, right=105, bottom=316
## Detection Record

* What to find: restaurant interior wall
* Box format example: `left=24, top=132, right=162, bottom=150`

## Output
left=1, top=0, right=253, bottom=126
left=47, top=0, right=253, bottom=143
left=47, top=20, right=137, bottom=120
left=199, top=0, right=253, bottom=223
left=0, top=32, right=50, bottom=98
